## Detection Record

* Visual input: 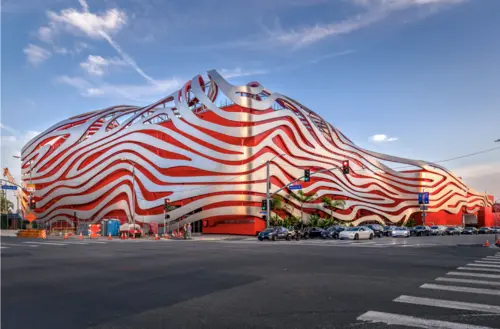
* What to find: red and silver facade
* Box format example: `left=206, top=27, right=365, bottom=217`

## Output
left=20, top=70, right=496, bottom=235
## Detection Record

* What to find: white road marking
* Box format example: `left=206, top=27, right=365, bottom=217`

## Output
left=484, top=256, right=500, bottom=260
left=356, top=311, right=494, bottom=329
left=447, top=272, right=500, bottom=279
left=458, top=267, right=500, bottom=273
left=420, top=283, right=500, bottom=296
left=394, top=295, right=500, bottom=314
left=475, top=260, right=500, bottom=265
left=467, top=263, right=500, bottom=268
left=1, top=246, right=9, bottom=249
left=23, top=241, right=68, bottom=246
left=1, top=243, right=39, bottom=248
left=435, top=277, right=500, bottom=286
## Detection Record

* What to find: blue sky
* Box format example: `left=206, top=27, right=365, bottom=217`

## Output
left=1, top=0, right=499, bottom=199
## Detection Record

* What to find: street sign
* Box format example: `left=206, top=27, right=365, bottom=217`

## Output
left=418, top=192, right=430, bottom=205
left=25, top=212, right=37, bottom=222
left=1, top=185, right=17, bottom=190
left=260, top=211, right=267, bottom=214
left=423, top=192, right=429, bottom=204
left=289, top=184, right=303, bottom=190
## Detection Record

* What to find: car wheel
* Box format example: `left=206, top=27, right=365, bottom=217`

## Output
left=369, top=234, right=373, bottom=240
left=258, top=237, right=263, bottom=241
left=354, top=233, right=359, bottom=240
left=304, top=233, right=309, bottom=240
left=286, top=235, right=291, bottom=241
left=296, top=235, right=300, bottom=241
left=272, top=235, right=277, bottom=241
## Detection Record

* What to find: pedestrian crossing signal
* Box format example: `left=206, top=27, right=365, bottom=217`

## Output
left=304, top=169, right=310, bottom=182
left=342, top=160, right=350, bottom=174
left=164, top=198, right=170, bottom=210
left=261, top=200, right=267, bottom=211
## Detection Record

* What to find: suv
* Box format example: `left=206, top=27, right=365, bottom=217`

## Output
left=365, top=224, right=385, bottom=238
left=478, top=227, right=493, bottom=234
left=301, top=227, right=325, bottom=239
left=410, top=226, right=432, bottom=236
left=462, top=227, right=478, bottom=235
left=258, top=227, right=292, bottom=241
left=430, top=225, right=446, bottom=236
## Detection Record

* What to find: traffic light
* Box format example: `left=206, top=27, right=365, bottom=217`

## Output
left=164, top=198, right=170, bottom=211
left=29, top=195, right=36, bottom=210
left=342, top=160, right=350, bottom=174
left=261, top=199, right=267, bottom=211
left=304, top=169, right=310, bottom=182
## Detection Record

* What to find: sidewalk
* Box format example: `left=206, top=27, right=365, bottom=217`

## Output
left=0, top=230, right=19, bottom=237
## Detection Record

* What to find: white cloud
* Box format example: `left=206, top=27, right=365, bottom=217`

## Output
left=219, top=68, right=269, bottom=79
left=55, top=75, right=182, bottom=102
left=37, top=0, right=153, bottom=82
left=0, top=122, right=19, bottom=134
left=80, top=55, right=127, bottom=76
left=268, top=0, right=466, bottom=48
left=370, top=134, right=398, bottom=142
left=452, top=162, right=500, bottom=199
left=23, top=44, right=51, bottom=65
left=53, top=42, right=87, bottom=55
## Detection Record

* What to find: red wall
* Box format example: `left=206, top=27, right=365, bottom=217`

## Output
left=202, top=216, right=265, bottom=235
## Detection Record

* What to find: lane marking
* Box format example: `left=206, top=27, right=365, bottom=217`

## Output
left=394, top=295, right=500, bottom=314
left=356, top=311, right=494, bottom=329
left=1, top=246, right=9, bottom=249
left=484, top=256, right=500, bottom=261
left=23, top=241, right=68, bottom=246
left=467, top=263, right=500, bottom=269
left=458, top=267, right=500, bottom=273
left=1, top=243, right=39, bottom=248
left=420, top=283, right=500, bottom=296
left=435, top=277, right=500, bottom=286
left=447, top=271, right=500, bottom=279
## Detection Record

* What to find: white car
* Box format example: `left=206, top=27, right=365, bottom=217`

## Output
left=392, top=227, right=410, bottom=237
left=338, top=226, right=374, bottom=240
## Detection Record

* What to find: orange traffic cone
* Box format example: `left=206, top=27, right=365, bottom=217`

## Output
left=484, top=240, right=490, bottom=247
left=64, top=232, right=68, bottom=240
left=108, top=233, right=112, bottom=240
left=496, top=238, right=500, bottom=245
left=79, top=232, right=83, bottom=240
left=154, top=234, right=159, bottom=240
left=164, top=233, right=169, bottom=239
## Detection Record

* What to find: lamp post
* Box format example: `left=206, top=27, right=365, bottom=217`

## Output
left=121, top=158, right=136, bottom=230
left=266, top=153, right=287, bottom=228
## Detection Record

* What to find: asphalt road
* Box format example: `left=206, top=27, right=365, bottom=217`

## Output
left=2, top=235, right=500, bottom=329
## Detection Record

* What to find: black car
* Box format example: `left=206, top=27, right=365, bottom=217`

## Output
left=258, top=227, right=292, bottom=241
left=384, top=226, right=397, bottom=236
left=301, top=227, right=325, bottom=239
left=321, top=226, right=345, bottom=239
left=478, top=227, right=493, bottom=234
left=365, top=224, right=384, bottom=238
left=444, top=227, right=460, bottom=235
left=410, top=225, right=432, bottom=236
left=462, top=227, right=478, bottom=235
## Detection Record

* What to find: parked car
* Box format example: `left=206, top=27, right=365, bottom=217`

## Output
left=478, top=227, right=493, bottom=234
left=444, top=226, right=460, bottom=235
left=384, top=225, right=397, bottom=236
left=365, top=224, right=385, bottom=238
left=258, top=227, right=292, bottom=241
left=462, top=227, right=478, bottom=235
left=391, top=226, right=411, bottom=238
left=430, top=225, right=446, bottom=236
left=491, top=227, right=500, bottom=234
left=339, top=226, right=374, bottom=240
left=321, top=226, right=345, bottom=239
left=301, top=227, right=325, bottom=239
left=410, top=225, right=432, bottom=236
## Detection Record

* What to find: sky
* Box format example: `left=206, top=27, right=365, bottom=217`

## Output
left=1, top=0, right=499, bottom=203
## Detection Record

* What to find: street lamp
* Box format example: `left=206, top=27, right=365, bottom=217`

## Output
left=266, top=153, right=287, bottom=228
left=121, top=158, right=136, bottom=229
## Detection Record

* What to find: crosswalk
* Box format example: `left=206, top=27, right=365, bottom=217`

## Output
left=356, top=251, right=500, bottom=328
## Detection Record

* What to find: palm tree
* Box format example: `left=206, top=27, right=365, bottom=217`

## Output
left=0, top=193, right=14, bottom=214
left=309, top=213, right=321, bottom=227
left=322, top=196, right=346, bottom=224
left=290, top=190, right=316, bottom=227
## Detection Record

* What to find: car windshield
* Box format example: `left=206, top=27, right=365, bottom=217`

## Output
left=446, top=227, right=454, bottom=230
left=345, top=227, right=360, bottom=231
left=431, top=226, right=439, bottom=229
left=263, top=228, right=275, bottom=232
left=395, top=227, right=407, bottom=231
left=414, top=226, right=424, bottom=229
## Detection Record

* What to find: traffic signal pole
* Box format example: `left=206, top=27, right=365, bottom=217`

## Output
left=266, top=161, right=271, bottom=228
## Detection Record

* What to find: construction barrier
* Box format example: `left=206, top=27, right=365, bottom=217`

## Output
left=17, top=229, right=47, bottom=239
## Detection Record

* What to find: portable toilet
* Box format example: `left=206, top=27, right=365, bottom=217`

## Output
left=107, top=219, right=120, bottom=236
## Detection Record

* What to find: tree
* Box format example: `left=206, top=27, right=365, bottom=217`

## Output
left=309, top=213, right=321, bottom=227
left=322, top=196, right=346, bottom=224
left=290, top=190, right=316, bottom=227
left=0, top=193, right=14, bottom=214
left=271, top=195, right=291, bottom=213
